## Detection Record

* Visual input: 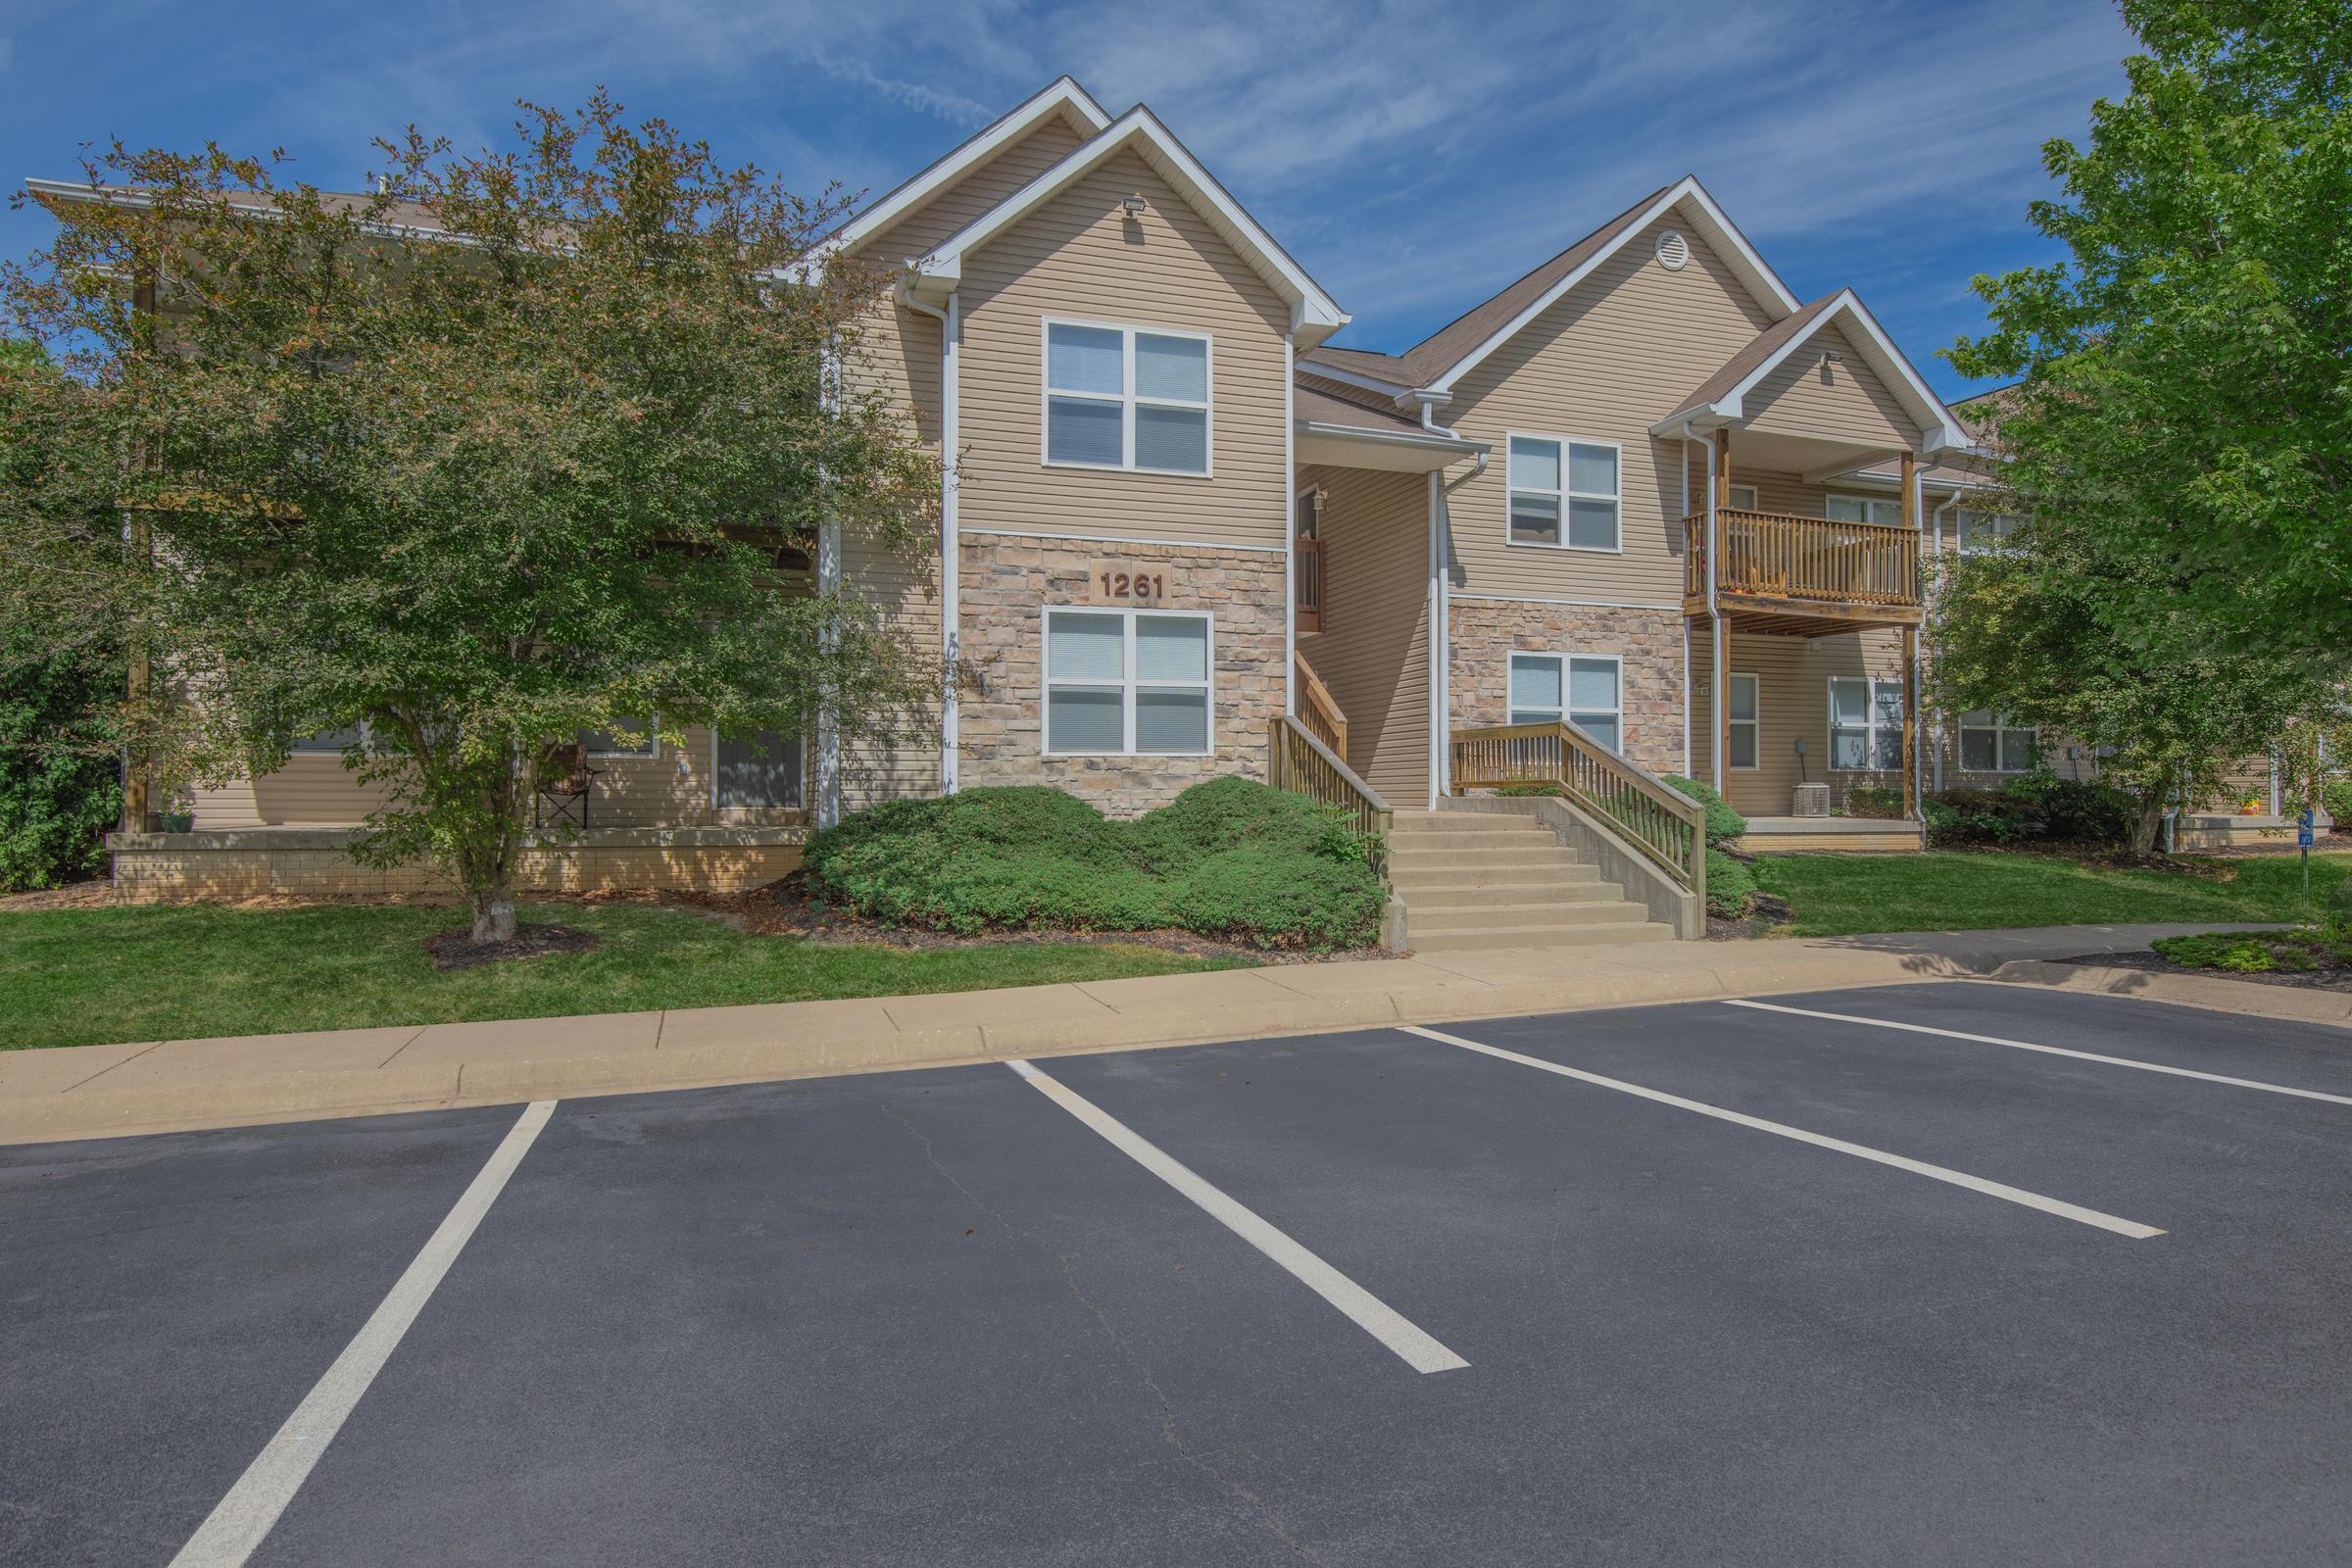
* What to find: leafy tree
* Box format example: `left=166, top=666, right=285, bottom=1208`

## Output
left=1927, top=535, right=2328, bottom=853
left=0, top=340, right=124, bottom=890
left=2, top=97, right=940, bottom=941
left=1946, top=0, right=2352, bottom=664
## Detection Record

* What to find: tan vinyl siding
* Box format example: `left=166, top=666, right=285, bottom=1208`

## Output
left=1740, top=321, right=1921, bottom=450
left=1295, top=465, right=1432, bottom=808
left=1443, top=216, right=1775, bottom=607
left=857, top=118, right=1090, bottom=268
left=1690, top=622, right=1905, bottom=817
left=956, top=147, right=1292, bottom=552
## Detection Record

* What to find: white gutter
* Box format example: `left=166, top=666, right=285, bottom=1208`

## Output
left=897, top=283, right=961, bottom=794
left=1284, top=335, right=1297, bottom=719
left=1408, top=393, right=1487, bottom=808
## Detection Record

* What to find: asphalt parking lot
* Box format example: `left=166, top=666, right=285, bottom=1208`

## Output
left=6, top=981, right=2350, bottom=1567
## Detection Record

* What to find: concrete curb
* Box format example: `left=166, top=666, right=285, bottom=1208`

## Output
left=1982, top=959, right=2352, bottom=1029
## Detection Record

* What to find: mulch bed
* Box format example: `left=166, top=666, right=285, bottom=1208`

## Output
left=1706, top=892, right=1794, bottom=941
left=2062, top=948, right=2352, bottom=994
left=426, top=923, right=600, bottom=971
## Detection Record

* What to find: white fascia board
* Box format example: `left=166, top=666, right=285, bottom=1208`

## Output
left=1708, top=290, right=1974, bottom=457
left=1298, top=359, right=1419, bottom=402
left=777, top=77, right=1112, bottom=284
left=912, top=106, right=1348, bottom=346
left=1425, top=175, right=1802, bottom=397
left=24, top=174, right=474, bottom=250
left=1296, top=419, right=1486, bottom=455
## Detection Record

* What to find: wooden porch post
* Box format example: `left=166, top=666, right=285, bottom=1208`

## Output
left=1900, top=448, right=1919, bottom=821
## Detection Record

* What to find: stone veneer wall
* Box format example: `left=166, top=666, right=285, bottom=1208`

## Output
left=956, top=534, right=1287, bottom=814
left=107, top=828, right=805, bottom=904
left=1448, top=602, right=1688, bottom=780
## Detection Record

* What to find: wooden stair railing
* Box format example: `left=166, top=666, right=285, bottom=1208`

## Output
left=1449, top=721, right=1706, bottom=899
left=1268, top=714, right=1393, bottom=852
left=1294, top=653, right=1348, bottom=759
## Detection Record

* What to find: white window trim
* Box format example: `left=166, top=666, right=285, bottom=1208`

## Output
left=1728, top=671, right=1760, bottom=771
left=1507, top=650, right=1625, bottom=749
left=581, top=719, right=660, bottom=760
left=1955, top=509, right=2027, bottom=556
left=1041, top=607, right=1216, bottom=759
left=1957, top=710, right=2038, bottom=774
left=1826, top=676, right=1905, bottom=772
left=1826, top=493, right=1905, bottom=526
left=709, top=727, right=806, bottom=811
left=1504, top=430, right=1624, bottom=554
left=1039, top=316, right=1214, bottom=478
left=291, top=722, right=369, bottom=755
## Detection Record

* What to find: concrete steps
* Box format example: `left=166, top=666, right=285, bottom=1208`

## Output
left=1387, top=808, right=1675, bottom=954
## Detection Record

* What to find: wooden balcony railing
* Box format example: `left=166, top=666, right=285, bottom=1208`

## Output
left=1295, top=653, right=1348, bottom=759
left=1269, top=714, right=1393, bottom=850
left=1296, top=536, right=1324, bottom=633
left=1450, top=721, right=1706, bottom=897
left=1683, top=509, right=1921, bottom=613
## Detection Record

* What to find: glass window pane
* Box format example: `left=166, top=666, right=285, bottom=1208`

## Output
left=580, top=721, right=655, bottom=756
left=1567, top=497, right=1618, bottom=550
left=1568, top=442, right=1617, bottom=496
left=1874, top=682, right=1905, bottom=727
left=1831, top=680, right=1867, bottom=722
left=1729, top=723, right=1757, bottom=769
left=1134, top=334, right=1206, bottom=402
left=1960, top=729, right=1997, bottom=770
left=1827, top=497, right=1867, bottom=522
left=1047, top=323, right=1123, bottom=394
left=1959, top=709, right=1994, bottom=727
left=1568, top=658, right=1618, bottom=713
left=1832, top=729, right=1870, bottom=769
left=1048, top=397, right=1123, bottom=466
left=1729, top=676, right=1756, bottom=722
left=715, top=729, right=802, bottom=808
left=2001, top=729, right=2036, bottom=772
left=1508, top=436, right=1559, bottom=492
left=1134, top=615, right=1206, bottom=681
left=1509, top=492, right=1561, bottom=545
left=293, top=725, right=364, bottom=753
left=1874, top=728, right=1904, bottom=770
left=1728, top=486, right=1758, bottom=512
left=1047, top=686, right=1125, bottom=752
left=1575, top=714, right=1621, bottom=752
left=1509, top=655, right=1562, bottom=713
left=1135, top=689, right=1208, bottom=754
left=1134, top=404, right=1207, bottom=472
left=1048, top=612, right=1126, bottom=679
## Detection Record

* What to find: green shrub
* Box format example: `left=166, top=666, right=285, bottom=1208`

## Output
left=2326, top=874, right=2352, bottom=938
left=802, top=778, right=1384, bottom=950
left=1703, top=847, right=1755, bottom=919
left=1843, top=785, right=1904, bottom=819
left=1664, top=775, right=1746, bottom=848
left=1494, top=783, right=1565, bottom=798
left=2154, top=932, right=2278, bottom=973
left=2323, top=779, right=2352, bottom=831
left=0, top=632, right=124, bottom=892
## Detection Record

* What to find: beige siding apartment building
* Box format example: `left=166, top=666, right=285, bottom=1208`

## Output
left=50, top=76, right=2307, bottom=912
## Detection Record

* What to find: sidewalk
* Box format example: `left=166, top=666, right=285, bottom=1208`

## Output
left=0, top=923, right=2304, bottom=1145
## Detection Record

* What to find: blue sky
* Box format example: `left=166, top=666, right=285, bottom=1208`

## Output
left=2, top=0, right=2136, bottom=398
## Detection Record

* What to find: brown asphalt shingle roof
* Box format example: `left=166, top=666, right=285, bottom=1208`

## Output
left=1663, top=291, right=1844, bottom=420
left=1299, top=180, right=1678, bottom=390
left=1294, top=377, right=1421, bottom=432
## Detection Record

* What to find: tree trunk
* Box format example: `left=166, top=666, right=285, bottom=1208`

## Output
left=2128, top=790, right=2170, bottom=856
left=470, top=884, right=517, bottom=945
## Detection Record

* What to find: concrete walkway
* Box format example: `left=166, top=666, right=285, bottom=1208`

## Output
left=0, top=923, right=2307, bottom=1145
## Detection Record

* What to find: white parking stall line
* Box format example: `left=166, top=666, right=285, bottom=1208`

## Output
left=1398, top=1025, right=2163, bottom=1241
left=1726, top=998, right=2352, bottom=1109
left=1005, top=1059, right=1469, bottom=1375
left=170, top=1101, right=558, bottom=1568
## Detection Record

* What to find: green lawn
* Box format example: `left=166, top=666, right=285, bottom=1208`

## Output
left=0, top=903, right=1250, bottom=1051
left=1753, top=849, right=2350, bottom=939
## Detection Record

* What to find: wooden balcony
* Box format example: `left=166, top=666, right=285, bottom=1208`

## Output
left=1682, top=509, right=1923, bottom=636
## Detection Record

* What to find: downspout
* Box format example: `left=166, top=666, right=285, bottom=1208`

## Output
left=899, top=286, right=960, bottom=794
left=1284, top=336, right=1297, bottom=717
left=1413, top=394, right=1486, bottom=808
left=1681, top=433, right=1692, bottom=777
left=1702, top=426, right=1725, bottom=796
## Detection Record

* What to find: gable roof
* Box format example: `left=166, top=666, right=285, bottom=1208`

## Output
left=1308, top=175, right=1803, bottom=397
left=1652, top=287, right=1971, bottom=454
left=902, top=103, right=1349, bottom=348
left=801, top=76, right=1111, bottom=269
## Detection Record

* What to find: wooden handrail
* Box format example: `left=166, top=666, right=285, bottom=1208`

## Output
left=1449, top=720, right=1706, bottom=896
left=1683, top=508, right=1921, bottom=609
left=1268, top=714, right=1393, bottom=853
left=1294, top=653, right=1348, bottom=759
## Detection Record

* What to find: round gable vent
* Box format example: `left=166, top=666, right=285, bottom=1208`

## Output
left=1656, top=229, right=1690, bottom=270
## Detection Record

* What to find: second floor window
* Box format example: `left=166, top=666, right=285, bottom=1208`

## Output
left=1827, top=496, right=1904, bottom=526
left=1956, top=510, right=2025, bottom=554
left=1508, top=435, right=1620, bottom=550
left=1043, top=320, right=1210, bottom=475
